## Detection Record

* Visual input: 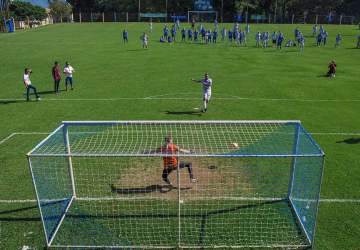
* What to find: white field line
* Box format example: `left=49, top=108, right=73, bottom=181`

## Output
left=0, top=132, right=49, bottom=146
left=0, top=133, right=16, bottom=145
left=3, top=93, right=360, bottom=102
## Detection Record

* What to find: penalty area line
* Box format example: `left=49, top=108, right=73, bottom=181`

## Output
left=0, top=132, right=49, bottom=146
left=3, top=95, right=360, bottom=102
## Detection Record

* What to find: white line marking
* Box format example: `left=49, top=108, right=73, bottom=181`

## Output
left=0, top=133, right=16, bottom=145
left=3, top=95, right=360, bottom=102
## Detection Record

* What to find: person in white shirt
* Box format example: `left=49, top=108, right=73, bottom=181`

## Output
left=142, top=32, right=148, bottom=49
left=23, top=68, right=40, bottom=101
left=63, top=62, right=75, bottom=91
left=191, top=73, right=213, bottom=113
left=149, top=20, right=153, bottom=33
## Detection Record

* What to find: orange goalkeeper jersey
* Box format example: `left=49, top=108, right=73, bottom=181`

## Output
left=161, top=143, right=178, bottom=168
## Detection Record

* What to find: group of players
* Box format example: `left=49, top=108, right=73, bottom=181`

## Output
left=122, top=19, right=360, bottom=51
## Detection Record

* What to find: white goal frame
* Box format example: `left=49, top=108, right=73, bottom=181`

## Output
left=27, top=120, right=324, bottom=249
left=187, top=11, right=218, bottom=23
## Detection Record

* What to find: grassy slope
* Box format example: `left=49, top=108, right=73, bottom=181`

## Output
left=0, top=23, right=360, bottom=249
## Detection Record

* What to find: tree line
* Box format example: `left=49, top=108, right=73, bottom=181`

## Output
left=67, top=0, right=360, bottom=17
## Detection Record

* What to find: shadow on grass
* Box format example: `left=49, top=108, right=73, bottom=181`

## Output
left=126, top=49, right=148, bottom=52
left=164, top=110, right=202, bottom=116
left=111, top=184, right=191, bottom=194
left=0, top=99, right=28, bottom=104
left=336, top=138, right=360, bottom=144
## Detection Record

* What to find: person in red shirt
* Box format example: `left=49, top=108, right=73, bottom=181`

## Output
left=147, top=136, right=196, bottom=185
left=327, top=60, right=337, bottom=78
left=52, top=61, right=61, bottom=93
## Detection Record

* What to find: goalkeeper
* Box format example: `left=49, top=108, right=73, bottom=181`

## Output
left=147, top=136, right=196, bottom=185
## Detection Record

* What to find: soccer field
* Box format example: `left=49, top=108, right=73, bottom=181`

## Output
left=0, top=23, right=360, bottom=249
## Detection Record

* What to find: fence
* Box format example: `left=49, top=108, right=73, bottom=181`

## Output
left=65, top=12, right=358, bottom=25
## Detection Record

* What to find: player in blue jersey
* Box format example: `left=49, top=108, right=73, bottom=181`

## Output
left=323, top=31, right=328, bottom=46
left=171, top=25, right=177, bottom=41
left=262, top=32, right=269, bottom=48
left=201, top=27, right=206, bottom=43
left=213, top=30, right=218, bottom=43
left=234, top=30, right=240, bottom=46
left=181, top=28, right=186, bottom=42
left=163, top=25, right=169, bottom=39
left=312, top=25, right=317, bottom=36
left=357, top=35, right=360, bottom=48
left=298, top=33, right=305, bottom=52
left=188, top=29, right=193, bottom=41
left=335, top=34, right=342, bottom=48
left=194, top=29, right=199, bottom=42
left=277, top=32, right=284, bottom=49
left=228, top=30, right=233, bottom=42
left=272, top=31, right=277, bottom=47
left=316, top=33, right=322, bottom=47
left=221, top=27, right=226, bottom=41
left=191, top=73, right=213, bottom=113
left=122, top=29, right=128, bottom=43
left=207, top=30, right=212, bottom=44
left=168, top=36, right=173, bottom=43
left=255, top=32, right=261, bottom=47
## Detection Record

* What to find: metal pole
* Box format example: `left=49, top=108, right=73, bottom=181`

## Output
left=79, top=12, right=82, bottom=23
left=63, top=125, right=77, bottom=198
left=221, top=0, right=224, bottom=23
left=126, top=12, right=128, bottom=23
left=165, top=0, right=168, bottom=23
left=339, top=15, right=342, bottom=25
left=291, top=14, right=294, bottom=24
left=274, top=0, right=277, bottom=24
left=102, top=12, right=104, bottom=23
left=138, top=0, right=141, bottom=22
left=177, top=160, right=181, bottom=248
left=315, top=14, right=318, bottom=25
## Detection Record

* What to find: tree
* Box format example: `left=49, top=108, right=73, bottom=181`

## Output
left=9, top=1, right=47, bottom=20
left=49, top=0, right=72, bottom=21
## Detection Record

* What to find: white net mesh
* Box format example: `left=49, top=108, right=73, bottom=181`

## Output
left=28, top=121, right=324, bottom=248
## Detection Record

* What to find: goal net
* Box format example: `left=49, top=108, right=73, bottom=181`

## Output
left=27, top=120, right=324, bottom=249
left=188, top=11, right=218, bottom=23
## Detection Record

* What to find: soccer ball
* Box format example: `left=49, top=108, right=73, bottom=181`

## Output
left=229, top=142, right=239, bottom=149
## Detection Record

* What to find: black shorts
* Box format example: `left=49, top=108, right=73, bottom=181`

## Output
left=272, top=39, right=276, bottom=44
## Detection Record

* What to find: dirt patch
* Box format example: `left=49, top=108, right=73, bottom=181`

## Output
left=111, top=158, right=252, bottom=201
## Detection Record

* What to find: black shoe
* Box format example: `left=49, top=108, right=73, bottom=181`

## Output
left=163, top=178, right=172, bottom=186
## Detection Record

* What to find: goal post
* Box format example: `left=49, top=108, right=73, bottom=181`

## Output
left=28, top=120, right=324, bottom=249
left=188, top=10, right=218, bottom=23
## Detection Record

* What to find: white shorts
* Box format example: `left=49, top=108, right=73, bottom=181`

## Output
left=203, top=90, right=212, bottom=101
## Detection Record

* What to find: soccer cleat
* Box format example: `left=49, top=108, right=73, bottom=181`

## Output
left=36, top=97, right=41, bottom=101
left=163, top=178, right=172, bottom=186
left=190, top=178, right=197, bottom=183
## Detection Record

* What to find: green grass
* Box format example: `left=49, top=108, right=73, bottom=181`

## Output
left=0, top=22, right=360, bottom=249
